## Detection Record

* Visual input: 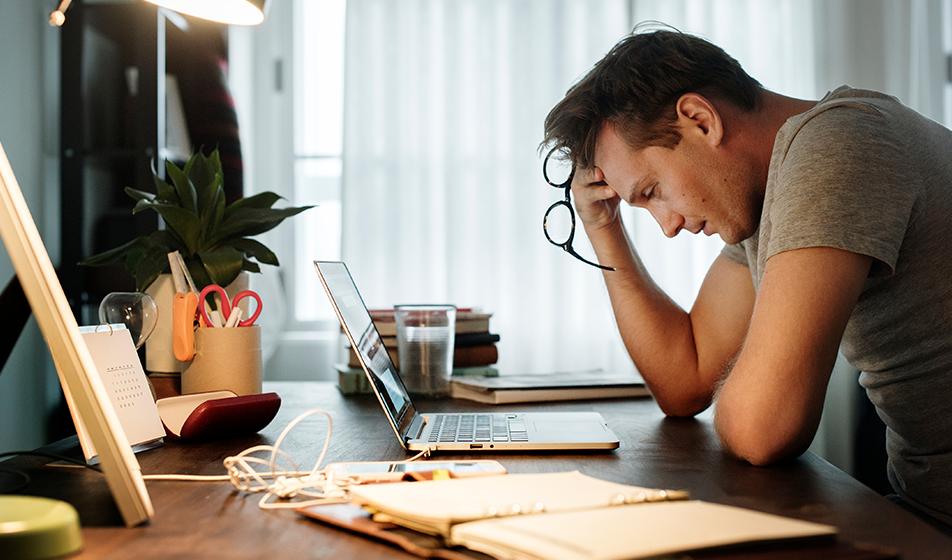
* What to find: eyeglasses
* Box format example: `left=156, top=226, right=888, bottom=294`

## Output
left=542, top=147, right=615, bottom=271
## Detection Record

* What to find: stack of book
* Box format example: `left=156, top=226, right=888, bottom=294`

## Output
left=337, top=308, right=500, bottom=395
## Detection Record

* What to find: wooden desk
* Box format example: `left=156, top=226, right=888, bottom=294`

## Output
left=5, top=382, right=950, bottom=559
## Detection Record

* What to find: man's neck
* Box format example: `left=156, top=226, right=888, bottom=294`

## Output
left=742, top=90, right=818, bottom=188
left=757, top=90, right=817, bottom=140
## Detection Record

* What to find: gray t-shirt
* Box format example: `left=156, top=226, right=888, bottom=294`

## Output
left=721, top=86, right=952, bottom=524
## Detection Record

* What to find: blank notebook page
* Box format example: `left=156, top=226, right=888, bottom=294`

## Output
left=451, top=500, right=837, bottom=560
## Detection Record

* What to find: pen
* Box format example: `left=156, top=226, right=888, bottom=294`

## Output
left=224, top=307, right=243, bottom=328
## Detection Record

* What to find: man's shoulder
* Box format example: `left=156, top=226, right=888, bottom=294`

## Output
left=782, top=88, right=896, bottom=150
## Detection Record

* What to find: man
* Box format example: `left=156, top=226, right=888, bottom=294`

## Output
left=542, top=28, right=952, bottom=529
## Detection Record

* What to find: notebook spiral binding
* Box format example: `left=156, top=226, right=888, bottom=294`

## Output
left=481, top=488, right=690, bottom=518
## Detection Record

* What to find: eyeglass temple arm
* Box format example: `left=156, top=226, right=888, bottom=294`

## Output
left=563, top=245, right=615, bottom=271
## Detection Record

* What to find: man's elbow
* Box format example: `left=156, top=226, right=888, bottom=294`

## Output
left=715, top=411, right=809, bottom=466
left=725, top=437, right=802, bottom=466
left=655, top=391, right=712, bottom=418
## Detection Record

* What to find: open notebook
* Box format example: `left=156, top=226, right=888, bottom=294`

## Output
left=347, top=471, right=837, bottom=560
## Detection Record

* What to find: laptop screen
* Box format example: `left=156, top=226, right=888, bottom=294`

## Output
left=314, top=261, right=414, bottom=431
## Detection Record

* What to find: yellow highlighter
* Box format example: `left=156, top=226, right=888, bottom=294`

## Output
left=172, top=291, right=198, bottom=361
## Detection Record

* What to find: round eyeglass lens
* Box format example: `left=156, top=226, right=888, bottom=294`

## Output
left=544, top=203, right=573, bottom=245
left=543, top=152, right=573, bottom=186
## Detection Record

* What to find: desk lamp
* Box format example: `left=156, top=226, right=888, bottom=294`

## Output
left=49, top=0, right=270, bottom=27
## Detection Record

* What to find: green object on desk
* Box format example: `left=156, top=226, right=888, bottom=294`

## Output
left=0, top=496, right=83, bottom=559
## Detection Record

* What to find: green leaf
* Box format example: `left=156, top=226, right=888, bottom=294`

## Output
left=124, top=187, right=155, bottom=202
left=184, top=255, right=212, bottom=290
left=148, top=229, right=180, bottom=251
left=166, top=160, right=198, bottom=213
left=191, top=153, right=224, bottom=219
left=199, top=189, right=225, bottom=249
left=241, top=259, right=261, bottom=273
left=132, top=198, right=153, bottom=214
left=79, top=237, right=145, bottom=267
left=188, top=150, right=218, bottom=193
left=125, top=231, right=176, bottom=290
left=133, top=203, right=201, bottom=254
left=153, top=175, right=178, bottom=203
left=224, top=192, right=283, bottom=219
left=132, top=244, right=172, bottom=291
left=198, top=246, right=245, bottom=288
left=211, top=205, right=313, bottom=245
left=182, top=151, right=196, bottom=177
left=212, top=173, right=226, bottom=229
left=231, top=238, right=279, bottom=266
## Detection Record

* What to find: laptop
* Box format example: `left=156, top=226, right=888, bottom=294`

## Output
left=314, top=261, right=620, bottom=452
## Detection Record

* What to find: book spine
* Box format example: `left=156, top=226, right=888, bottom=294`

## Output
left=344, top=320, right=493, bottom=337
left=348, top=344, right=499, bottom=369
left=340, top=364, right=498, bottom=379
left=455, top=333, right=501, bottom=347
left=451, top=366, right=500, bottom=378
left=375, top=333, right=499, bottom=347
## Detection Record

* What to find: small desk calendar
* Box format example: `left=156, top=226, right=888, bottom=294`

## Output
left=68, top=325, right=165, bottom=463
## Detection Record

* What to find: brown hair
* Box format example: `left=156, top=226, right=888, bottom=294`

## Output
left=542, top=25, right=762, bottom=168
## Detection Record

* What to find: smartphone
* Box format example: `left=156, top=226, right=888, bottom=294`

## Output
left=324, top=459, right=506, bottom=483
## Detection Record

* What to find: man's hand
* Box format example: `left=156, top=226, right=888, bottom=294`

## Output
left=571, top=166, right=622, bottom=232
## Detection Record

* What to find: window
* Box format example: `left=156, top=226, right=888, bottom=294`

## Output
left=291, top=0, right=346, bottom=325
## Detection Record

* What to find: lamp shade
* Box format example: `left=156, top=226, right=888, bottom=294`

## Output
left=144, top=0, right=268, bottom=25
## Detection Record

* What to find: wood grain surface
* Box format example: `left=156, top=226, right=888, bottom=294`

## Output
left=4, top=382, right=950, bottom=559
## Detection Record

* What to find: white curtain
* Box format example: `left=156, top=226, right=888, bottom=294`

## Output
left=342, top=0, right=633, bottom=374
left=340, top=0, right=945, bottom=377
left=813, top=0, right=946, bottom=122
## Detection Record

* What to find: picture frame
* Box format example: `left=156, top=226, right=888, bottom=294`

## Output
left=0, top=141, right=153, bottom=527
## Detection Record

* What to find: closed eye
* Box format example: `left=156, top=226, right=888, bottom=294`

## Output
left=642, top=184, right=657, bottom=201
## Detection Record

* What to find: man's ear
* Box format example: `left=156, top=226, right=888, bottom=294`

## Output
left=675, top=93, right=724, bottom=147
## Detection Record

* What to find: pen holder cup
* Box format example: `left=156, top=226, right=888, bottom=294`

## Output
left=182, top=325, right=263, bottom=396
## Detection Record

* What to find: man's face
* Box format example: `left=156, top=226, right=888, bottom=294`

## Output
left=592, top=121, right=761, bottom=245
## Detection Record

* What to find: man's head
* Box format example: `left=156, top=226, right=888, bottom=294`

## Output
left=543, top=28, right=767, bottom=243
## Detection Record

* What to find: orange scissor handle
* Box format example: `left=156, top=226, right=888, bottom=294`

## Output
left=172, top=291, right=199, bottom=361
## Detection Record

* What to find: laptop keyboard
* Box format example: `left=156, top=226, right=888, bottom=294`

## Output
left=426, top=414, right=529, bottom=443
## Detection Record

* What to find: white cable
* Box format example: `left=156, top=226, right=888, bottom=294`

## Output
left=141, top=408, right=435, bottom=511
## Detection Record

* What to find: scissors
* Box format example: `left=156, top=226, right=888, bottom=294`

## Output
left=197, top=284, right=263, bottom=327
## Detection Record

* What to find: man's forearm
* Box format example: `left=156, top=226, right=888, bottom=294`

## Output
left=586, top=220, right=715, bottom=415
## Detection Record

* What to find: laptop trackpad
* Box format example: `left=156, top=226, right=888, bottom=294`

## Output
left=527, top=414, right=611, bottom=442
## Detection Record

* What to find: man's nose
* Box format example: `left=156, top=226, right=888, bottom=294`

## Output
left=651, top=209, right=683, bottom=238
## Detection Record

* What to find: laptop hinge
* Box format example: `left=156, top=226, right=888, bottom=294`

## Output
left=405, top=413, right=426, bottom=443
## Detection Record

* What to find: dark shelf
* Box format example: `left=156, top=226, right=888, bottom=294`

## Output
left=80, top=148, right=153, bottom=160
left=59, top=0, right=165, bottom=314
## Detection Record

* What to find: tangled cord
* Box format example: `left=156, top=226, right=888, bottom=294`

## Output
left=142, top=408, right=433, bottom=510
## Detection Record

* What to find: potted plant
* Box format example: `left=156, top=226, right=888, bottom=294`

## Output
left=82, top=149, right=310, bottom=291
left=81, top=149, right=311, bottom=380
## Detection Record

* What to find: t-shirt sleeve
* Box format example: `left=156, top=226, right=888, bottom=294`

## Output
left=720, top=242, right=748, bottom=266
left=766, top=104, right=920, bottom=276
